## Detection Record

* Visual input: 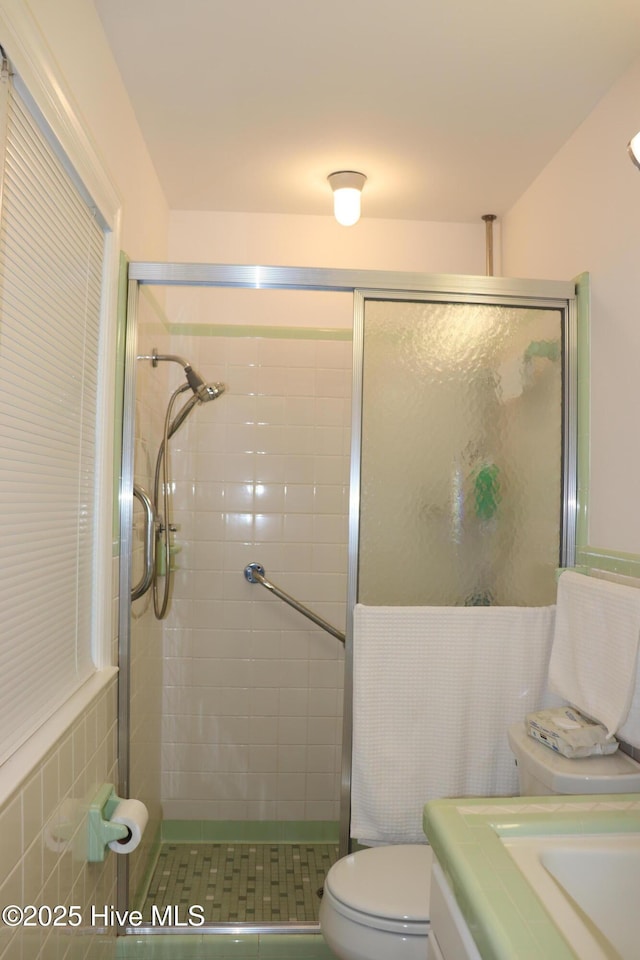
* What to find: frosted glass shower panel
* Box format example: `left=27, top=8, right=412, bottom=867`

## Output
left=358, top=299, right=563, bottom=606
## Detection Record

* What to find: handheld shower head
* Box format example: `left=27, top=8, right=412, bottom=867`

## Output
left=184, top=363, right=208, bottom=397
left=167, top=380, right=226, bottom=438
left=188, top=374, right=225, bottom=403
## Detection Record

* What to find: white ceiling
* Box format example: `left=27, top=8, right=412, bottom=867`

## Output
left=94, top=0, right=640, bottom=223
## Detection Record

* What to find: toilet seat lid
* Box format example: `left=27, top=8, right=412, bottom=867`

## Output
left=325, top=844, right=432, bottom=922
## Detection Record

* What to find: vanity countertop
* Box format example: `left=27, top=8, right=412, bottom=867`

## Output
left=422, top=793, right=640, bottom=960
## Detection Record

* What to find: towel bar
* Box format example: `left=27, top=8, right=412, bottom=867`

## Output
left=244, top=562, right=345, bottom=644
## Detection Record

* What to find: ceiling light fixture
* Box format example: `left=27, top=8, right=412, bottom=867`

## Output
left=327, top=171, right=367, bottom=226
left=628, top=132, right=640, bottom=170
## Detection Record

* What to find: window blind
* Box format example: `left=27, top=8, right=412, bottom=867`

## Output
left=0, top=75, right=106, bottom=764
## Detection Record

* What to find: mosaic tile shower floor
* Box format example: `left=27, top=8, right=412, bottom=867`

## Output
left=142, top=843, right=340, bottom=923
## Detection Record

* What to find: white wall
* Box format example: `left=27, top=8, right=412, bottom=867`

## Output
left=169, top=209, right=495, bottom=275
left=26, top=0, right=169, bottom=258
left=502, top=55, right=640, bottom=556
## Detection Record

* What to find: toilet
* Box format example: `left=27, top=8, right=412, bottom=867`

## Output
left=320, top=721, right=640, bottom=960
left=319, top=843, right=431, bottom=960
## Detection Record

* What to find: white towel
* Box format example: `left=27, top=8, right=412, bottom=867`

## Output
left=351, top=603, right=556, bottom=845
left=548, top=571, right=640, bottom=738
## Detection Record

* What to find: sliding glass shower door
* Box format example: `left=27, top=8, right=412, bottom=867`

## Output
left=356, top=295, right=567, bottom=607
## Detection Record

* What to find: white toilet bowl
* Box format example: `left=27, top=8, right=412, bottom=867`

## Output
left=319, top=844, right=432, bottom=960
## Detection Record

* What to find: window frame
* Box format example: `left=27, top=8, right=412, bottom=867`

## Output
left=0, top=0, right=121, bottom=804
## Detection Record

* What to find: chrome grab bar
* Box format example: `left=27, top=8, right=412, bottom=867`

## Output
left=244, top=562, right=345, bottom=644
left=131, top=484, right=155, bottom=601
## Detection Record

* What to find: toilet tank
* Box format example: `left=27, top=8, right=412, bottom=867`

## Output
left=507, top=721, right=640, bottom=795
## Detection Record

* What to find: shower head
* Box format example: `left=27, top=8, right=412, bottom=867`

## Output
left=138, top=350, right=226, bottom=441
left=185, top=368, right=225, bottom=404
left=167, top=379, right=226, bottom=439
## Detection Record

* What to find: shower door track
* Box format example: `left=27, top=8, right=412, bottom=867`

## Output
left=120, top=261, right=579, bottom=919
left=124, top=922, right=320, bottom=936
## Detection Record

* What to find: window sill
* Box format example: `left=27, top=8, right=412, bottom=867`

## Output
left=0, top=666, right=118, bottom=810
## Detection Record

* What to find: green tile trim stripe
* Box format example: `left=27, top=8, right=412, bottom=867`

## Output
left=576, top=546, right=640, bottom=581
left=166, top=323, right=352, bottom=341
left=161, top=820, right=339, bottom=844
left=257, top=935, right=336, bottom=959
left=115, top=932, right=336, bottom=958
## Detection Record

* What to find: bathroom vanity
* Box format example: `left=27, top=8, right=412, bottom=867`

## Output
left=428, top=858, right=482, bottom=959
left=423, top=794, right=640, bottom=960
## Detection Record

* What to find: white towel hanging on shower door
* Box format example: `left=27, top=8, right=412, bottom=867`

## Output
left=351, top=603, right=556, bottom=844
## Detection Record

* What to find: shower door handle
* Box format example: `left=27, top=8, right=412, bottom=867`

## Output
left=131, top=484, right=155, bottom=601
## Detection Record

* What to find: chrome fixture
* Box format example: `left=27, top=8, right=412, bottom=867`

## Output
left=244, top=562, right=345, bottom=643
left=137, top=350, right=225, bottom=411
left=327, top=171, right=367, bottom=226
left=482, top=214, right=497, bottom=276
left=628, top=132, right=640, bottom=170
left=136, top=349, right=226, bottom=619
left=165, top=379, right=225, bottom=441
left=131, top=484, right=154, bottom=601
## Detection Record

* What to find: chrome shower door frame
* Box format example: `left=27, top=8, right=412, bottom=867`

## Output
left=347, top=284, right=578, bottom=850
left=119, top=265, right=578, bottom=916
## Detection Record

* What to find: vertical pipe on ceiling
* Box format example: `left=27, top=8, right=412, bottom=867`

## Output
left=482, top=214, right=497, bottom=276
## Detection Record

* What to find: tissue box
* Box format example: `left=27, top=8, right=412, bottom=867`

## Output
left=526, top=707, right=619, bottom=758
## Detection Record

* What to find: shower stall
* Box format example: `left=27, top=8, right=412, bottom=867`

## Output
left=117, top=264, right=579, bottom=936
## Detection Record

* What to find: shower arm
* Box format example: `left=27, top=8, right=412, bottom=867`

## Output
left=244, top=562, right=345, bottom=644
left=138, top=350, right=192, bottom=370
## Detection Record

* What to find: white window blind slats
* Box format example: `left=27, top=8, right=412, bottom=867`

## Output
left=0, top=410, right=94, bottom=456
left=0, top=250, right=101, bottom=337
left=0, top=268, right=102, bottom=341
left=6, top=127, right=101, bottom=245
left=2, top=593, right=78, bottom=641
left=2, top=183, right=99, bottom=298
left=0, top=283, right=100, bottom=346
left=2, top=183, right=97, bottom=277
left=0, top=412, right=87, bottom=443
left=0, top=550, right=83, bottom=584
left=1, top=585, right=77, bottom=611
left=1, top=216, right=104, bottom=317
left=0, top=215, right=103, bottom=325
left=0, top=76, right=106, bottom=765
left=1, top=441, right=88, bottom=460
left=6, top=103, right=99, bottom=252
left=0, top=359, right=95, bottom=399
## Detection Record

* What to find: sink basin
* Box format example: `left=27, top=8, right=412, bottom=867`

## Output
left=502, top=832, right=640, bottom=960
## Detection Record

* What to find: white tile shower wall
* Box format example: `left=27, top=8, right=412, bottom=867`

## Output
left=161, top=333, right=351, bottom=820
left=0, top=674, right=118, bottom=960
